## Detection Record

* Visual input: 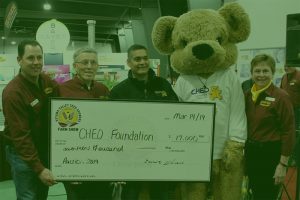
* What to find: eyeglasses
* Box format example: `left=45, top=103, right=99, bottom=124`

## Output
left=75, top=60, right=99, bottom=66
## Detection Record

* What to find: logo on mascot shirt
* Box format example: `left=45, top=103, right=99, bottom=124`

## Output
left=209, top=86, right=222, bottom=100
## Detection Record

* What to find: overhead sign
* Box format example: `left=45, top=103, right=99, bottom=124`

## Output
left=36, top=19, right=70, bottom=53
left=50, top=99, right=215, bottom=181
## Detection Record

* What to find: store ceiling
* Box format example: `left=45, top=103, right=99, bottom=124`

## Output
left=0, top=0, right=158, bottom=47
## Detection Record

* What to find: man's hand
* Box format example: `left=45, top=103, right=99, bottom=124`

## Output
left=38, top=168, right=57, bottom=186
left=273, top=164, right=287, bottom=185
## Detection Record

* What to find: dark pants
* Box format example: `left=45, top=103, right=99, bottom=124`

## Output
left=289, top=107, right=300, bottom=167
left=245, top=140, right=281, bottom=200
left=63, top=181, right=112, bottom=200
left=122, top=181, right=169, bottom=200
left=294, top=107, right=300, bottom=131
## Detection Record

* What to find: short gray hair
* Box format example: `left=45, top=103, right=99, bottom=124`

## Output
left=73, top=47, right=98, bottom=62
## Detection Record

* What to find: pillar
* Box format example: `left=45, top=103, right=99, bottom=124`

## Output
left=87, top=20, right=96, bottom=48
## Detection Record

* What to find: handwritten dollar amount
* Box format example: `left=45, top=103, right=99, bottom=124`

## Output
left=169, top=134, right=206, bottom=143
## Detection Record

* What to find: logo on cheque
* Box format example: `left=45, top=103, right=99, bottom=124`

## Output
left=55, top=104, right=81, bottom=127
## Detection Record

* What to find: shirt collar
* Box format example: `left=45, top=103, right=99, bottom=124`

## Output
left=73, top=76, right=94, bottom=89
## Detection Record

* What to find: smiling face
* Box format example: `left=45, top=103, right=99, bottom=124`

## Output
left=127, top=49, right=149, bottom=80
left=251, top=63, right=273, bottom=90
left=18, top=44, right=43, bottom=83
left=73, top=52, right=98, bottom=85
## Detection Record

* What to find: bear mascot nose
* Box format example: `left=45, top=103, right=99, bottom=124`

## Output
left=192, top=44, right=214, bottom=60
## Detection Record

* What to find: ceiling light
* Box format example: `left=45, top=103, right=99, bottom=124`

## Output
left=43, top=2, right=52, bottom=10
left=1, top=36, right=5, bottom=40
left=11, top=41, right=16, bottom=45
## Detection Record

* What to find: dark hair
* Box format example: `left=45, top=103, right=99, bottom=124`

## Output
left=127, top=44, right=147, bottom=58
left=18, top=39, right=43, bottom=58
left=250, top=53, right=276, bottom=74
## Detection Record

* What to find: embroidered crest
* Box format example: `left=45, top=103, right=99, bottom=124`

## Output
left=209, top=86, right=222, bottom=100
left=44, top=87, right=53, bottom=94
left=155, top=90, right=167, bottom=97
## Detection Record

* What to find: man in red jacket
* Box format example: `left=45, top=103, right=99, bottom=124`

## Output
left=2, top=39, right=58, bottom=199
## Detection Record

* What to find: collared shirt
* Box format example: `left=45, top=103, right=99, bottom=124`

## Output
left=245, top=84, right=295, bottom=156
left=174, top=68, right=247, bottom=159
left=280, top=70, right=300, bottom=107
left=2, top=73, right=59, bottom=174
left=59, top=76, right=109, bottom=99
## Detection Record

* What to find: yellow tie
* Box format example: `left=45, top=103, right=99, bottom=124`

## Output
left=251, top=81, right=272, bottom=102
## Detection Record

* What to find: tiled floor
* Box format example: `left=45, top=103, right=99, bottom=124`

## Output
left=1, top=173, right=298, bottom=200
left=0, top=180, right=66, bottom=199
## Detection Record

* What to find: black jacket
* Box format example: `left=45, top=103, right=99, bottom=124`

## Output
left=110, top=69, right=178, bottom=101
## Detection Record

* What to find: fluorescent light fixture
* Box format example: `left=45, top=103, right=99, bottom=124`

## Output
left=1, top=36, right=5, bottom=40
left=11, top=41, right=16, bottom=45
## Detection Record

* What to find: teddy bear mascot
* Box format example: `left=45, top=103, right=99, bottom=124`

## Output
left=151, top=2, right=250, bottom=200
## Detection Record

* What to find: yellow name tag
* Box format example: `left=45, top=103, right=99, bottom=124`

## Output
left=155, top=91, right=167, bottom=97
left=44, top=87, right=53, bottom=94
left=260, top=100, right=271, bottom=107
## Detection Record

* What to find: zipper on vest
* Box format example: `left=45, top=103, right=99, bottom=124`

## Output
left=144, top=89, right=148, bottom=99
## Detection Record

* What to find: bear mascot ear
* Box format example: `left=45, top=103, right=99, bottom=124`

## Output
left=219, top=2, right=250, bottom=43
left=151, top=16, right=177, bottom=55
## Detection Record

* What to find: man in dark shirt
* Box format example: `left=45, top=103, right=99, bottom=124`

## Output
left=280, top=65, right=300, bottom=167
left=2, top=39, right=58, bottom=199
left=110, top=44, right=178, bottom=200
left=280, top=65, right=300, bottom=132
left=110, top=44, right=178, bottom=102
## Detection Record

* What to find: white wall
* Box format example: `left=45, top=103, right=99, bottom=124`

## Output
left=1, top=40, right=113, bottom=69
left=238, top=0, right=300, bottom=49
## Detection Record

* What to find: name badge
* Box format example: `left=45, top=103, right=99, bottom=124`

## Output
left=260, top=100, right=271, bottom=107
left=30, top=99, right=39, bottom=107
left=265, top=97, right=275, bottom=102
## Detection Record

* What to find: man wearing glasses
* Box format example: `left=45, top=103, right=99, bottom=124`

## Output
left=59, top=47, right=111, bottom=199
left=59, top=47, right=109, bottom=98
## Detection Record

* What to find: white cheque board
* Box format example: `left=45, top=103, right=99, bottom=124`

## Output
left=50, top=99, right=215, bottom=181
